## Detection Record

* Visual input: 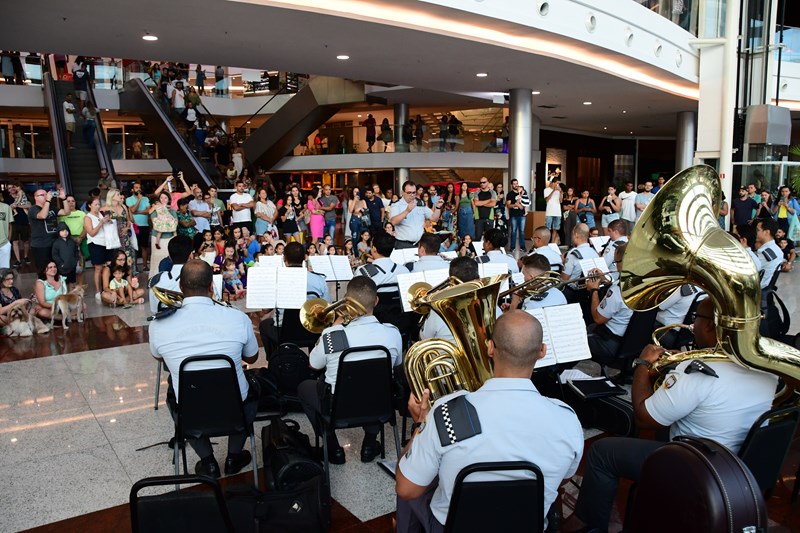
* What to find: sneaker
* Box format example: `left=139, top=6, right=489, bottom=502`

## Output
left=95, top=292, right=102, bottom=302
left=23, top=257, right=30, bottom=264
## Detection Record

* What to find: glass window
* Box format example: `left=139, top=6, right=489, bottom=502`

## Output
left=31, top=127, right=53, bottom=159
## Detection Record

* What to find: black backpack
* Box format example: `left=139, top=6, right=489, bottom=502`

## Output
left=764, top=289, right=790, bottom=339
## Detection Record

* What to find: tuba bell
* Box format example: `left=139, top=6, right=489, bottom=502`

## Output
left=620, top=165, right=800, bottom=393
left=404, top=274, right=508, bottom=402
left=148, top=286, right=230, bottom=321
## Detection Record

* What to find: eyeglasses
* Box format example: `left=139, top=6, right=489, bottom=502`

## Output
left=403, top=190, right=416, bottom=195
left=690, top=312, right=714, bottom=322
left=35, top=193, right=45, bottom=197
left=480, top=181, right=488, bottom=184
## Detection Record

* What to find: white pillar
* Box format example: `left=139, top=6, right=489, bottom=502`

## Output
left=509, top=88, right=533, bottom=194
left=675, top=111, right=697, bottom=172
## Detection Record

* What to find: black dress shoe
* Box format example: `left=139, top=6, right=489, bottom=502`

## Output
left=360, top=439, right=383, bottom=463
left=314, top=445, right=346, bottom=465
left=195, top=456, right=221, bottom=478
left=224, top=450, right=252, bottom=475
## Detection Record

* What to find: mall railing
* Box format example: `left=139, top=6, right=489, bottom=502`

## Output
left=631, top=0, right=698, bottom=36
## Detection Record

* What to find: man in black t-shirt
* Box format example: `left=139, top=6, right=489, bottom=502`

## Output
left=472, top=178, right=497, bottom=239
left=28, top=188, right=69, bottom=271
left=730, top=186, right=759, bottom=229
left=364, top=188, right=385, bottom=233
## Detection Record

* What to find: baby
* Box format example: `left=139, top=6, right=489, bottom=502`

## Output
left=108, top=265, right=134, bottom=308
left=222, top=258, right=246, bottom=299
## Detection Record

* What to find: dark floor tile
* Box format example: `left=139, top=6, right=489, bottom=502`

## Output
left=363, top=512, right=395, bottom=532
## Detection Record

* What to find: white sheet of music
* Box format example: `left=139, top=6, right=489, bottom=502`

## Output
left=390, top=248, right=418, bottom=265
left=329, top=255, right=354, bottom=281
left=308, top=256, right=335, bottom=280
left=246, top=267, right=278, bottom=309
left=424, top=268, right=450, bottom=290
left=259, top=255, right=284, bottom=268
left=276, top=267, right=308, bottom=309
left=473, top=240, right=485, bottom=256
left=439, top=251, right=457, bottom=260
left=212, top=274, right=223, bottom=300
left=589, top=236, right=611, bottom=254
left=201, top=251, right=216, bottom=266
left=579, top=257, right=609, bottom=276
left=396, top=272, right=427, bottom=312
left=525, top=303, right=590, bottom=367
left=545, top=304, right=591, bottom=364
left=479, top=262, right=510, bottom=292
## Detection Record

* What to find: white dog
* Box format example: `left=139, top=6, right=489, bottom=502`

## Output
left=2, top=303, right=51, bottom=336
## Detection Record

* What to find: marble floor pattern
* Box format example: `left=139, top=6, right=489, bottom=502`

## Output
left=0, top=261, right=797, bottom=531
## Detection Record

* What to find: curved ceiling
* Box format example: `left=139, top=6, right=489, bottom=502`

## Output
left=4, top=0, right=697, bottom=136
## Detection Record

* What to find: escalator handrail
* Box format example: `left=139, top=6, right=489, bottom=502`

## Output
left=86, top=82, right=117, bottom=183
left=42, top=73, right=72, bottom=195
left=229, top=84, right=291, bottom=142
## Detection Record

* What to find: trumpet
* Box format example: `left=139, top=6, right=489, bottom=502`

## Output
left=148, top=286, right=230, bottom=321
left=300, top=297, right=367, bottom=333
left=407, top=276, right=461, bottom=314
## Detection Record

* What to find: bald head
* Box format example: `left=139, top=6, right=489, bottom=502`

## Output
left=572, top=223, right=590, bottom=244
left=180, top=260, right=214, bottom=297
left=490, top=310, right=546, bottom=374
left=534, top=226, right=551, bottom=244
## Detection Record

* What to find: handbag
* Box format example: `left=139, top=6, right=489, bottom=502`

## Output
left=129, top=224, right=139, bottom=252
left=303, top=209, right=311, bottom=225
left=102, top=220, right=121, bottom=249
left=788, top=211, right=800, bottom=242
left=360, top=211, right=371, bottom=227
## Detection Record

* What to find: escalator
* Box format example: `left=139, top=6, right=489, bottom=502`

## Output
left=243, top=76, right=372, bottom=170
left=43, top=73, right=117, bottom=196
left=119, top=78, right=214, bottom=187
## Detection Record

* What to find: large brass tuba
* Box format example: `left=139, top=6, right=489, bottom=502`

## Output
left=620, top=165, right=800, bottom=390
left=404, top=274, right=508, bottom=401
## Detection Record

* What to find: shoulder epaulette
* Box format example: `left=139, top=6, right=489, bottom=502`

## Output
left=434, top=395, right=482, bottom=447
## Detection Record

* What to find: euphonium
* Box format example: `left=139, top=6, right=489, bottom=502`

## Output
left=300, top=297, right=367, bottom=333
left=404, top=274, right=508, bottom=402
left=620, top=165, right=800, bottom=391
left=407, top=276, right=460, bottom=314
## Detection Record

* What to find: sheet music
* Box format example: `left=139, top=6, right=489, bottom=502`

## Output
left=201, top=251, right=216, bottom=266
left=511, top=272, right=525, bottom=286
left=276, top=268, right=308, bottom=309
left=308, top=256, right=335, bottom=280
left=589, top=236, right=611, bottom=254
left=246, top=267, right=278, bottom=309
left=439, top=251, right=457, bottom=260
left=525, top=303, right=590, bottom=367
left=544, top=304, right=591, bottom=364
left=579, top=257, right=609, bottom=276
left=390, top=248, right=418, bottom=265
left=473, top=240, right=485, bottom=256
left=396, top=268, right=449, bottom=313
left=479, top=262, right=510, bottom=292
left=329, top=255, right=354, bottom=281
left=212, top=274, right=223, bottom=300
left=259, top=255, right=284, bottom=268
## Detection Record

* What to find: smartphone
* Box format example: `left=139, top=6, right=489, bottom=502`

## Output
left=172, top=168, right=182, bottom=178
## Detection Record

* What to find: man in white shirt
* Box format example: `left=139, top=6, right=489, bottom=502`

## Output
left=755, top=218, right=782, bottom=290
left=63, top=93, right=76, bottom=149
left=529, top=227, right=564, bottom=273
left=189, top=189, right=212, bottom=236
left=601, top=219, right=629, bottom=282
left=543, top=178, right=562, bottom=244
left=390, top=181, right=443, bottom=249
left=148, top=236, right=193, bottom=315
left=229, top=180, right=255, bottom=233
left=634, top=180, right=655, bottom=221
left=618, top=181, right=637, bottom=235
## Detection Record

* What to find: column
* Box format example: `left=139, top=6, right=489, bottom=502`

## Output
left=509, top=88, right=533, bottom=195
left=394, top=168, right=409, bottom=193
left=394, top=103, right=409, bottom=153
left=675, top=111, right=696, bottom=173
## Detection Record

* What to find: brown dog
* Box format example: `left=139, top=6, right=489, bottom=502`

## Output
left=3, top=303, right=51, bottom=336
left=50, top=285, right=87, bottom=330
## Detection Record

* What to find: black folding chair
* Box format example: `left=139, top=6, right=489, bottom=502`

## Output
left=444, top=461, right=545, bottom=533
left=318, top=346, right=401, bottom=487
left=130, top=475, right=235, bottom=533
left=174, top=355, right=259, bottom=488
left=738, top=404, right=800, bottom=495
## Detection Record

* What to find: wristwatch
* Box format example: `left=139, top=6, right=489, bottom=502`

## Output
left=632, top=358, right=653, bottom=370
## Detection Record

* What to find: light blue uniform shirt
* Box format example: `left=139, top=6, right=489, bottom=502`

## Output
left=530, top=246, right=563, bottom=271
left=482, top=250, right=519, bottom=274
left=399, top=379, right=583, bottom=526
left=564, top=243, right=599, bottom=281
left=409, top=255, right=448, bottom=272
left=522, top=288, right=567, bottom=310
left=149, top=297, right=259, bottom=401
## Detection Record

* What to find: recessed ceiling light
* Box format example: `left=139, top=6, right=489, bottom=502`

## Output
left=104, top=109, right=109, bottom=112
left=142, top=34, right=158, bottom=41
left=476, top=72, right=488, bottom=78
left=336, top=55, right=350, bottom=60
left=630, top=131, right=634, bottom=134
left=357, top=114, right=362, bottom=118
left=622, top=110, right=627, bottom=114
left=583, top=101, right=592, bottom=105
left=246, top=121, right=251, bottom=124
left=531, top=91, right=541, bottom=95
left=603, top=127, right=607, bottom=130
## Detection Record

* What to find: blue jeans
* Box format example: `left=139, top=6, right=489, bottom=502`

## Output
left=325, top=218, right=336, bottom=239
left=509, top=215, right=526, bottom=251
left=349, top=217, right=362, bottom=241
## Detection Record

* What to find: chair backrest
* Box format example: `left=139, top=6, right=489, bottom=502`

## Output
left=279, top=308, right=321, bottom=348
left=737, top=405, right=800, bottom=493
left=330, top=345, right=395, bottom=429
left=177, top=355, right=248, bottom=440
left=130, top=475, right=235, bottom=533
left=617, top=309, right=658, bottom=360
left=444, top=461, right=544, bottom=533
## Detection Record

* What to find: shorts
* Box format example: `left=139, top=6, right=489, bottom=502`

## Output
left=601, top=213, right=620, bottom=228
left=61, top=270, right=76, bottom=284
left=88, top=242, right=109, bottom=267
left=12, top=225, right=30, bottom=241
left=137, top=226, right=151, bottom=246
left=75, top=90, right=88, bottom=101
left=65, top=122, right=76, bottom=133
left=545, top=216, right=561, bottom=230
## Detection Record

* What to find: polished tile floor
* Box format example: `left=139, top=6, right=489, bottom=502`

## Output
left=1, top=262, right=798, bottom=532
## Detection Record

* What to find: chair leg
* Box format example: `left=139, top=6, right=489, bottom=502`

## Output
left=249, top=431, right=259, bottom=489
left=181, top=444, right=188, bottom=476
left=154, top=360, right=162, bottom=411
left=392, top=423, right=402, bottom=460
left=380, top=426, right=386, bottom=459
left=321, top=426, right=331, bottom=490
left=174, top=439, right=180, bottom=477
left=401, top=414, right=408, bottom=444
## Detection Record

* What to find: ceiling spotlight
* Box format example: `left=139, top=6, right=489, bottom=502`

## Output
left=583, top=101, right=592, bottom=105
left=622, top=110, right=627, bottom=114
left=476, top=72, right=488, bottom=78
left=142, top=33, right=158, bottom=41
left=357, top=114, right=362, bottom=118
left=630, top=131, right=634, bottom=134
left=246, top=121, right=251, bottom=124
left=336, top=55, right=350, bottom=60
left=603, top=127, right=607, bottom=130
left=531, top=91, right=541, bottom=95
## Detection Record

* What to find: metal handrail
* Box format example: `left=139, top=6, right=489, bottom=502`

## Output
left=86, top=82, right=117, bottom=183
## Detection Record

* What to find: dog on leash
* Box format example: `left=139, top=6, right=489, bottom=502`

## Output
left=2, top=303, right=51, bottom=336
left=50, top=285, right=87, bottom=330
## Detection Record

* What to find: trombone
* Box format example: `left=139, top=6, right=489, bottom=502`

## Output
left=497, top=270, right=612, bottom=300
left=148, top=286, right=230, bottom=321
left=300, top=297, right=367, bottom=333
